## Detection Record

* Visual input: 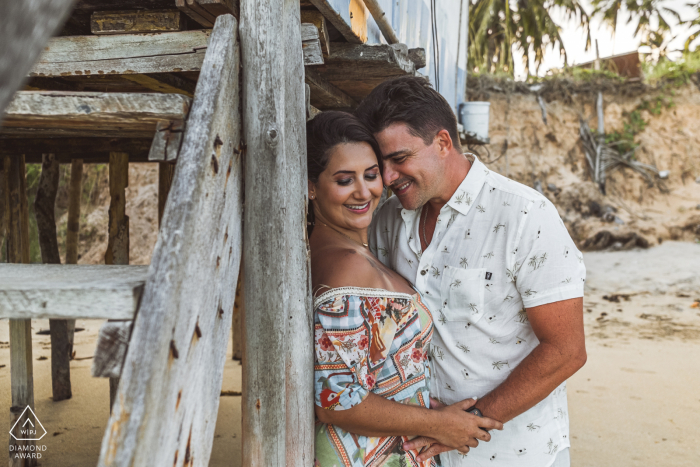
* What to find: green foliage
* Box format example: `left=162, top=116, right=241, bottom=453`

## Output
left=642, top=50, right=700, bottom=85
left=605, top=96, right=674, bottom=153
left=25, top=164, right=43, bottom=263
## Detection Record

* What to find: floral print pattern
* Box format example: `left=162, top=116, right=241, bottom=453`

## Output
left=314, top=288, right=435, bottom=467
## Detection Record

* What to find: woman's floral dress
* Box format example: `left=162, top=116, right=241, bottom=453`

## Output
left=314, top=287, right=436, bottom=467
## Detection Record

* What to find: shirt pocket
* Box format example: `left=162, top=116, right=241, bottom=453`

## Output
left=439, top=266, right=486, bottom=323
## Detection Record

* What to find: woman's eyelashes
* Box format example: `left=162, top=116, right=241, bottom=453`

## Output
left=336, top=172, right=379, bottom=186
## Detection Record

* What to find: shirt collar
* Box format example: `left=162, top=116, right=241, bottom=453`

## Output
left=444, top=154, right=488, bottom=216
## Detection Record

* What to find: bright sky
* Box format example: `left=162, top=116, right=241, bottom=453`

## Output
left=512, top=0, right=699, bottom=80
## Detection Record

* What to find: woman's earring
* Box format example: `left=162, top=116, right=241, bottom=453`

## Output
left=310, top=195, right=315, bottom=199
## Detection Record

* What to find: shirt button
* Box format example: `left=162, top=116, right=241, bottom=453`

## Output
left=420, top=270, right=427, bottom=276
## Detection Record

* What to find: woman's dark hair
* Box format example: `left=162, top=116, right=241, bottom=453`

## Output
left=355, top=75, right=462, bottom=152
left=306, top=111, right=381, bottom=235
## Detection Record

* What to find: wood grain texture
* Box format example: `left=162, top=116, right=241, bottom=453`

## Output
left=0, top=264, right=147, bottom=320
left=92, top=321, right=132, bottom=379
left=105, top=153, right=129, bottom=267
left=231, top=271, right=243, bottom=361
left=30, top=30, right=211, bottom=78
left=363, top=0, right=399, bottom=44
left=302, top=23, right=324, bottom=66
left=300, top=10, right=330, bottom=55
left=304, top=66, right=357, bottom=110
left=0, top=138, right=154, bottom=163
left=283, top=2, right=315, bottom=465
left=5, top=155, right=36, bottom=467
left=148, top=120, right=185, bottom=162
left=157, top=162, right=175, bottom=226
left=2, top=92, right=192, bottom=138
left=97, top=14, right=242, bottom=467
left=91, top=10, right=183, bottom=35
left=315, top=42, right=417, bottom=101
left=308, top=0, right=363, bottom=44
left=34, top=154, right=73, bottom=401
left=0, top=0, right=76, bottom=117
left=65, top=159, right=83, bottom=265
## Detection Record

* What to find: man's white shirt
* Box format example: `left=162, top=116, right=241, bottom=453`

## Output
left=369, top=155, right=585, bottom=467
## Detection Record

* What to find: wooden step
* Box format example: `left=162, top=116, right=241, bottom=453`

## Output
left=0, top=264, right=148, bottom=320
left=1, top=91, right=191, bottom=138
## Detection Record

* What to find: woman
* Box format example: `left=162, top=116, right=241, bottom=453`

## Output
left=308, top=112, right=502, bottom=466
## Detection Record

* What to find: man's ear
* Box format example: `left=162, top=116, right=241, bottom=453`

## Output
left=435, top=129, right=454, bottom=156
left=308, top=180, right=316, bottom=200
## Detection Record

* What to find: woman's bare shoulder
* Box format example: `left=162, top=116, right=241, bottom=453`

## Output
left=311, top=246, right=386, bottom=293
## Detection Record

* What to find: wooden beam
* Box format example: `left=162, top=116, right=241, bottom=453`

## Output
left=4, top=155, right=35, bottom=467
left=120, top=73, right=196, bottom=97
left=34, top=154, right=73, bottom=402
left=92, top=321, right=132, bottom=379
left=308, top=0, right=363, bottom=44
left=0, top=138, right=154, bottom=163
left=0, top=0, right=76, bottom=116
left=304, top=66, right=357, bottom=110
left=176, top=0, right=239, bottom=27
left=157, top=162, right=175, bottom=226
left=302, top=23, right=324, bottom=66
left=65, top=159, right=83, bottom=368
left=231, top=271, right=243, bottom=361
left=362, top=0, right=399, bottom=44
left=91, top=9, right=183, bottom=35
left=314, top=42, right=417, bottom=101
left=1, top=92, right=192, bottom=138
left=148, top=120, right=185, bottom=162
left=241, top=1, right=314, bottom=464
left=0, top=264, right=147, bottom=320
left=30, top=30, right=211, bottom=78
left=301, top=10, right=330, bottom=55
left=97, top=15, right=243, bottom=467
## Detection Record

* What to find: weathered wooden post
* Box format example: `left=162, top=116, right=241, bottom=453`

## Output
left=34, top=153, right=73, bottom=401
left=5, top=155, right=36, bottom=467
left=240, top=0, right=314, bottom=464
left=65, top=159, right=83, bottom=359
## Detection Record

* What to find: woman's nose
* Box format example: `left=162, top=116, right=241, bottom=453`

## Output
left=355, top=180, right=371, bottom=199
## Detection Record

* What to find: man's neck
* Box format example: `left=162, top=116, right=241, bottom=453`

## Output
left=427, top=151, right=472, bottom=212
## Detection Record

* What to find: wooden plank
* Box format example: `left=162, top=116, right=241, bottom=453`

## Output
left=308, top=0, right=363, bottom=44
left=29, top=30, right=211, bottom=78
left=283, top=2, right=315, bottom=465
left=97, top=14, right=242, bottom=467
left=91, top=10, right=183, bottom=35
left=4, top=155, right=36, bottom=467
left=176, top=0, right=215, bottom=27
left=105, top=153, right=129, bottom=266
left=148, top=120, right=185, bottom=162
left=92, top=321, right=133, bottom=379
left=197, top=0, right=239, bottom=18
left=304, top=66, right=357, bottom=110
left=301, top=10, right=330, bottom=55
left=157, top=162, right=175, bottom=226
left=0, top=0, right=76, bottom=116
left=0, top=264, right=147, bottom=320
left=1, top=92, right=192, bottom=138
left=0, top=138, right=154, bottom=163
left=120, top=74, right=196, bottom=97
left=302, top=23, right=324, bottom=66
left=314, top=42, right=417, bottom=101
left=34, top=154, right=73, bottom=401
left=65, top=159, right=83, bottom=369
left=362, top=0, right=399, bottom=44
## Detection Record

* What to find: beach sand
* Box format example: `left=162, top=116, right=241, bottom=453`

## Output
left=1, top=241, right=699, bottom=465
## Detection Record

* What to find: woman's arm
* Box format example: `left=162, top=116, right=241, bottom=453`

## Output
left=316, top=393, right=502, bottom=451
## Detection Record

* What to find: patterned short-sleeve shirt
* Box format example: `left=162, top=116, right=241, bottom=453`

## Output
left=314, top=287, right=436, bottom=467
left=369, top=155, right=586, bottom=467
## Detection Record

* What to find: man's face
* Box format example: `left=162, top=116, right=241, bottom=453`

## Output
left=374, top=123, right=442, bottom=211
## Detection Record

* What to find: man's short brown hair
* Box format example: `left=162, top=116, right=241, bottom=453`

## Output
left=354, top=75, right=462, bottom=152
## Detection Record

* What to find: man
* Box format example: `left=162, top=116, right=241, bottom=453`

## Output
left=357, top=76, right=587, bottom=467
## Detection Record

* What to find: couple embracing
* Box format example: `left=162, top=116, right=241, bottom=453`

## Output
left=309, top=76, right=587, bottom=467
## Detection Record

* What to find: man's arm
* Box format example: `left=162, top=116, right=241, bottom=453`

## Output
left=472, top=296, right=586, bottom=422
left=405, top=297, right=586, bottom=461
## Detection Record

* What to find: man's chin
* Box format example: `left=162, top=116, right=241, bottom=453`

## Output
left=395, top=194, right=422, bottom=211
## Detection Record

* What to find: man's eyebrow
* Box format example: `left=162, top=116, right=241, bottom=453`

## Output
left=382, top=149, right=412, bottom=160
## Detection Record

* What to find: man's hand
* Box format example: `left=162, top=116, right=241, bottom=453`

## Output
left=404, top=398, right=502, bottom=459
left=404, top=436, right=453, bottom=463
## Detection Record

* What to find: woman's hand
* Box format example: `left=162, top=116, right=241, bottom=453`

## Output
left=404, top=398, right=503, bottom=461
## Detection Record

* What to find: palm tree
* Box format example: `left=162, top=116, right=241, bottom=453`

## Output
left=684, top=2, right=700, bottom=51
left=468, top=0, right=591, bottom=76
left=591, top=0, right=682, bottom=56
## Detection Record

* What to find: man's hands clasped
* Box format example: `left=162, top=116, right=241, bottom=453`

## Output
left=404, top=398, right=503, bottom=463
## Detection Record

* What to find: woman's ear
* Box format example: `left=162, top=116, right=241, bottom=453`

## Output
left=308, top=180, right=316, bottom=200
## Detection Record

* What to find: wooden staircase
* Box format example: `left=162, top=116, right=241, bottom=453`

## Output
left=1, top=1, right=424, bottom=465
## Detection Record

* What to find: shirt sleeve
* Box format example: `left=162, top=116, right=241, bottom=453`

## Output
left=513, top=197, right=586, bottom=309
left=314, top=295, right=373, bottom=411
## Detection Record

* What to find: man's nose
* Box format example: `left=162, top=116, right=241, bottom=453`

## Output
left=383, top=164, right=398, bottom=187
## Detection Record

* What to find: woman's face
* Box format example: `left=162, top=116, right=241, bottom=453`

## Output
left=309, top=142, right=383, bottom=232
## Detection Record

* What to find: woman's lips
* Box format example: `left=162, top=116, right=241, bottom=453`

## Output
left=344, top=201, right=371, bottom=214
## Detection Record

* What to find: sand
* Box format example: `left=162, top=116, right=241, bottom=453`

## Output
left=1, top=241, right=699, bottom=466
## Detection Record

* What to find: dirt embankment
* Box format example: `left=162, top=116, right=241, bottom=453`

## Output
left=468, top=77, right=700, bottom=250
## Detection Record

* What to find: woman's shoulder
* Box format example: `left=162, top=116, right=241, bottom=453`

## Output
left=312, top=246, right=386, bottom=294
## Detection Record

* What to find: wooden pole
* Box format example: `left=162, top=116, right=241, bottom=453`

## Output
left=0, top=161, right=5, bottom=262
left=35, top=153, right=73, bottom=401
left=105, top=152, right=129, bottom=411
left=232, top=271, right=243, bottom=361
left=65, top=159, right=83, bottom=358
left=241, top=1, right=313, bottom=464
left=5, top=155, right=36, bottom=467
